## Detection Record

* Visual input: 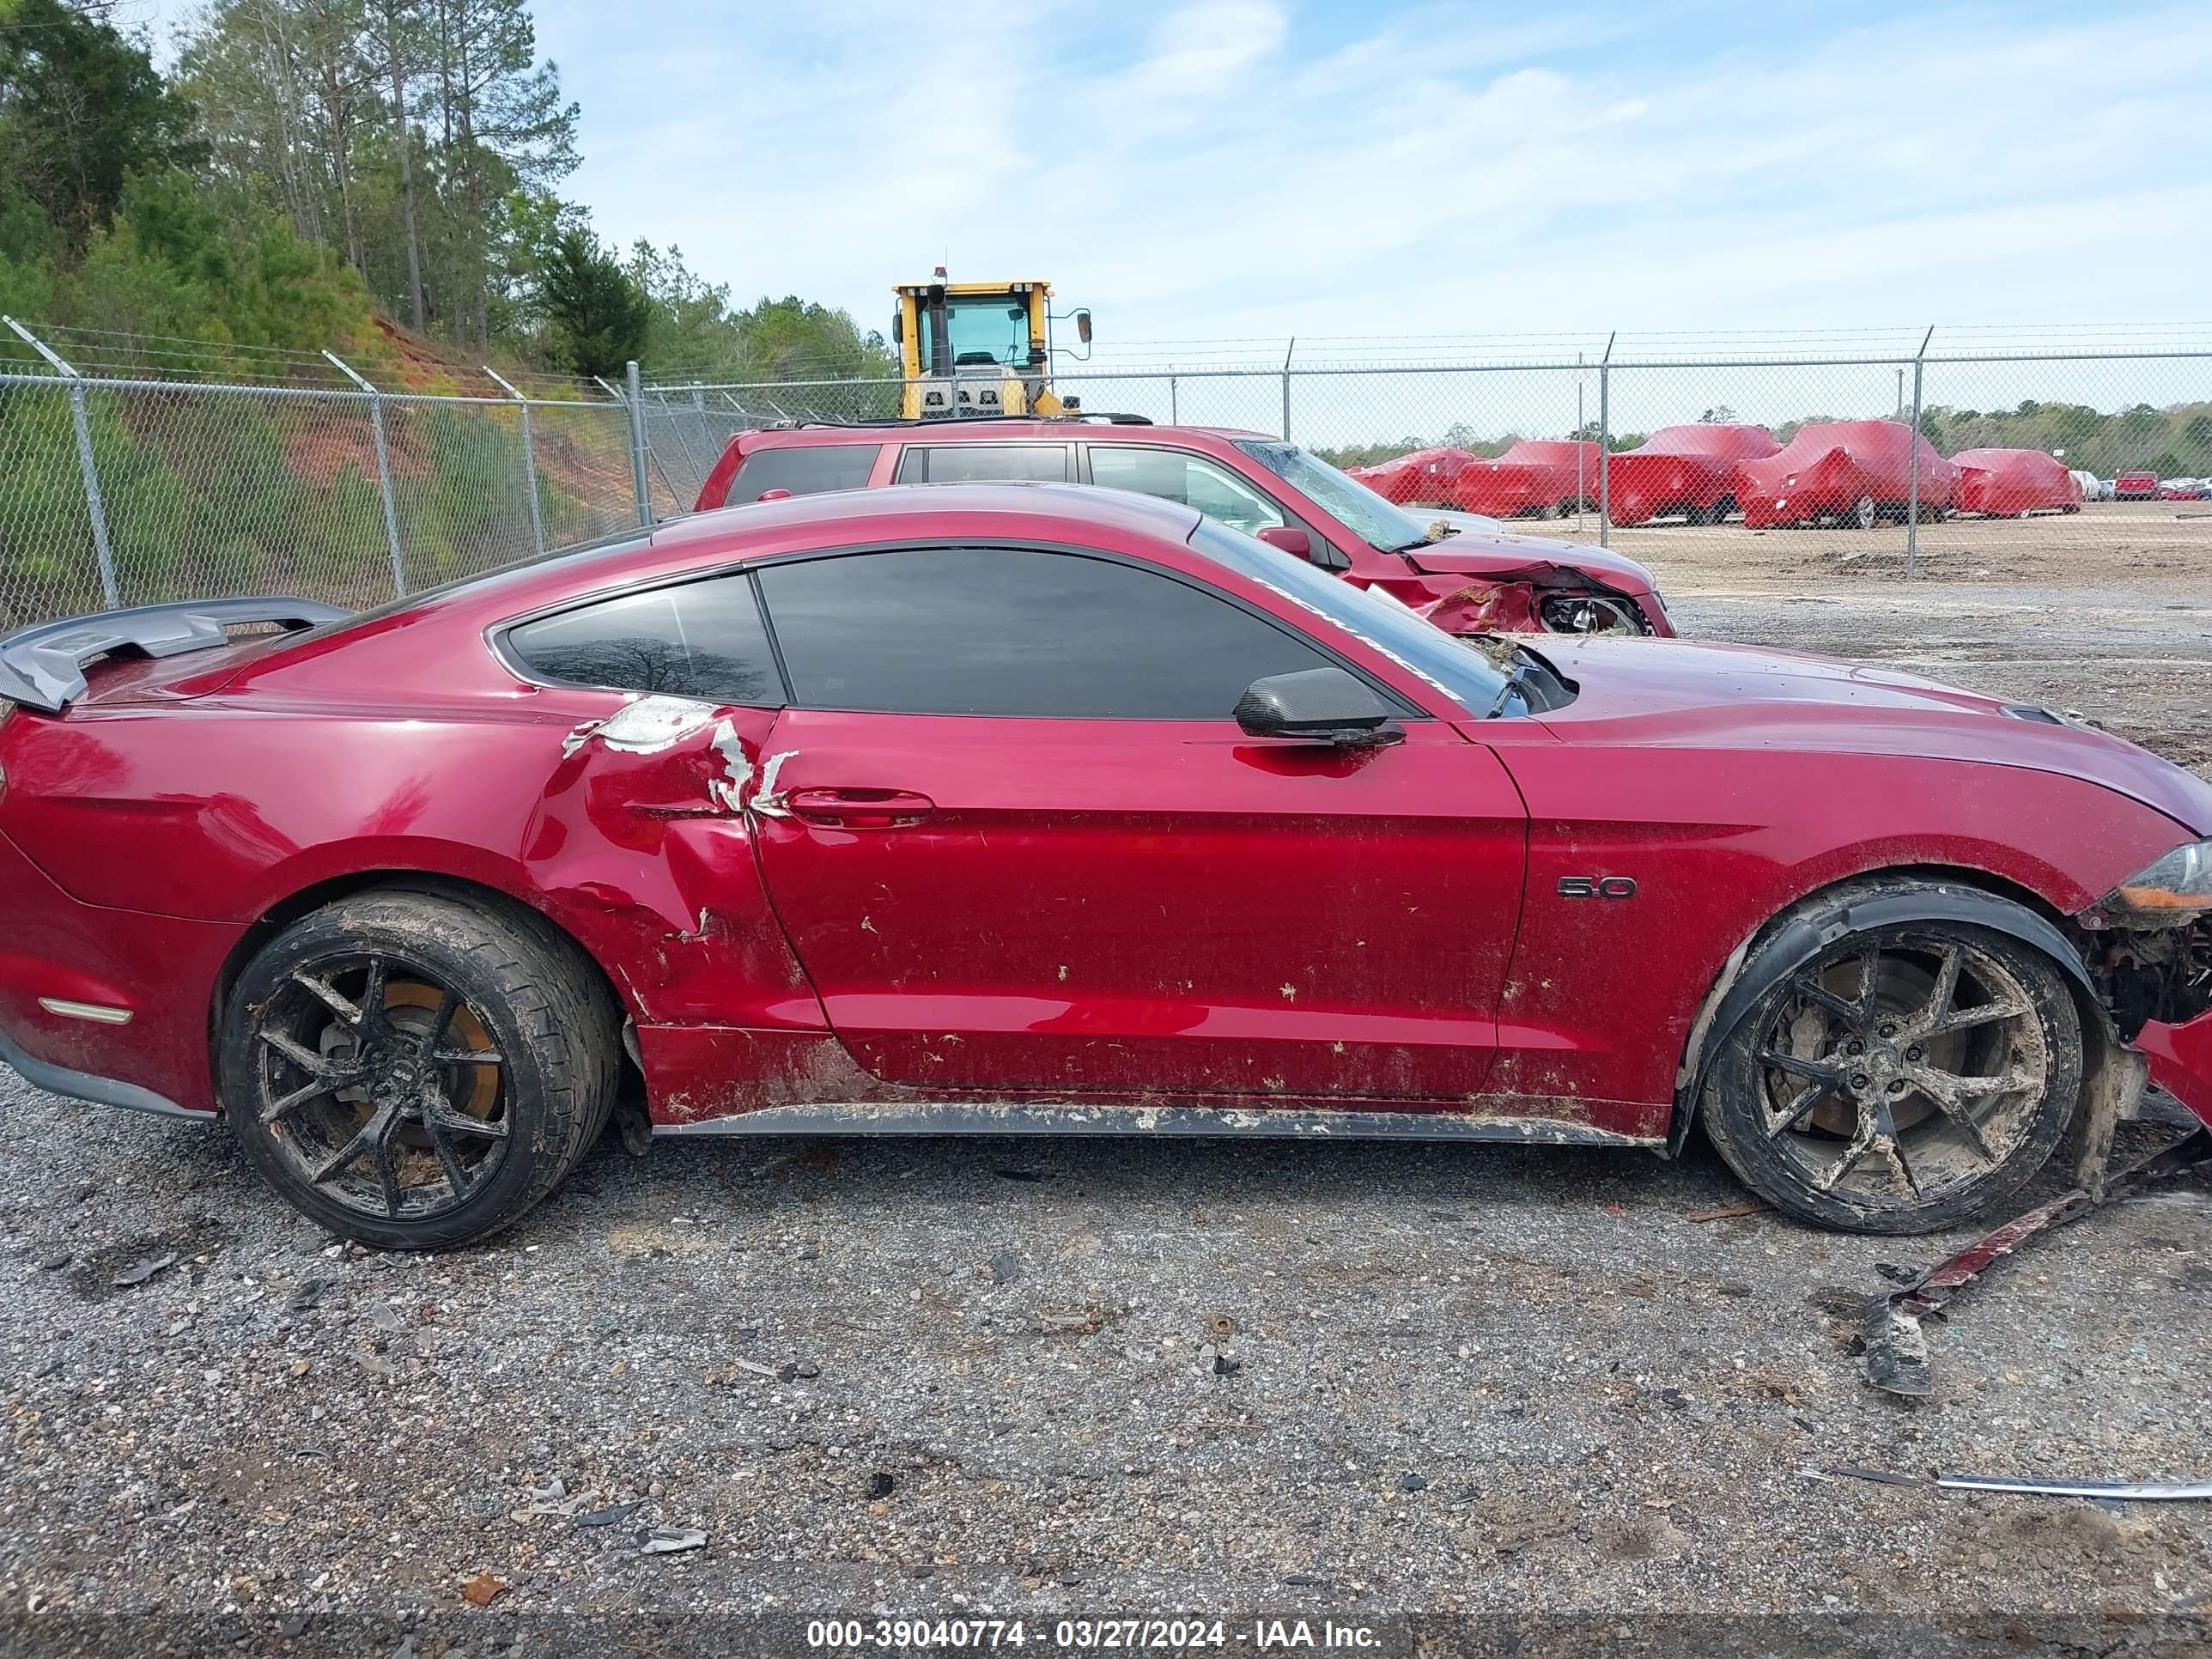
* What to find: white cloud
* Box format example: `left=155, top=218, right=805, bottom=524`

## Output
left=538, top=0, right=2212, bottom=361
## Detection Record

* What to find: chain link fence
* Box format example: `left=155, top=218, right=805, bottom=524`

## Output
left=7, top=320, right=2212, bottom=636
left=0, top=320, right=647, bottom=634
left=634, top=341, right=2212, bottom=584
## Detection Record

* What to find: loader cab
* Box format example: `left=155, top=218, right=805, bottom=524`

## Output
left=893, top=275, right=1088, bottom=420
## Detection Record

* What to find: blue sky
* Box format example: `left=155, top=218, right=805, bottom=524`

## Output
left=520, top=0, right=2212, bottom=359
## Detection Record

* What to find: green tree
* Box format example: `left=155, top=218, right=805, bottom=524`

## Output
left=537, top=224, right=649, bottom=379
left=0, top=0, right=204, bottom=244
left=430, top=0, right=578, bottom=346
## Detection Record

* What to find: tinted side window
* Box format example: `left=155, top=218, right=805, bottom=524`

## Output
left=729, top=443, right=880, bottom=502
left=756, top=547, right=1334, bottom=719
left=506, top=574, right=782, bottom=704
left=1087, top=445, right=1286, bottom=538
left=895, top=445, right=1070, bottom=483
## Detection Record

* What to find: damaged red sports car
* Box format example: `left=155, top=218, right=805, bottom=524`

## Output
left=4, top=483, right=2212, bottom=1250
left=696, top=419, right=1672, bottom=638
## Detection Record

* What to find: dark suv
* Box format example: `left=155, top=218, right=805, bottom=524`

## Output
left=694, top=420, right=1673, bottom=636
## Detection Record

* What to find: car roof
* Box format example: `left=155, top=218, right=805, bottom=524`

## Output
left=264, top=484, right=1214, bottom=660
left=649, top=480, right=1205, bottom=553
left=736, top=419, right=1273, bottom=448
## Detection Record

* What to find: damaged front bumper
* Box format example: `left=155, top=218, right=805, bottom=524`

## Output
left=1858, top=897, right=2212, bottom=1398
left=2132, top=1012, right=2212, bottom=1127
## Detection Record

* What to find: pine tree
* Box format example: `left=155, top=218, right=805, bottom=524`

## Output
left=538, top=225, right=650, bottom=380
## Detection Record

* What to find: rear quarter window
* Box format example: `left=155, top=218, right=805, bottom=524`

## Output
left=728, top=443, right=881, bottom=503
left=503, top=574, right=784, bottom=704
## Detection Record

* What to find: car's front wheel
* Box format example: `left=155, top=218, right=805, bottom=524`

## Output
left=1699, top=914, right=2081, bottom=1234
left=220, top=890, right=620, bottom=1250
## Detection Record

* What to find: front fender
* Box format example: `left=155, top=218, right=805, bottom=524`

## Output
left=1668, top=877, right=2107, bottom=1156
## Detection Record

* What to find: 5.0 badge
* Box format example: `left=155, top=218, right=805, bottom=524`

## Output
left=1558, top=875, right=1638, bottom=899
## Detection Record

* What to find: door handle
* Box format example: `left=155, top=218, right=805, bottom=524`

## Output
left=785, top=787, right=936, bottom=829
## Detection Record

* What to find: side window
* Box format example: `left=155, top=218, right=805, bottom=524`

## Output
left=1088, top=446, right=1285, bottom=538
left=755, top=546, right=1337, bottom=719
left=729, top=444, right=880, bottom=502
left=895, top=445, right=1071, bottom=483
left=505, top=574, right=782, bottom=704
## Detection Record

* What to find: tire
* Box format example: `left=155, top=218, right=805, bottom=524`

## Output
left=1850, top=495, right=1878, bottom=531
left=1698, top=902, right=2081, bottom=1235
left=219, top=890, right=621, bottom=1250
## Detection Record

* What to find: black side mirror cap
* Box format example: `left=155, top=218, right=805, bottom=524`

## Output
left=1235, top=666, right=1403, bottom=747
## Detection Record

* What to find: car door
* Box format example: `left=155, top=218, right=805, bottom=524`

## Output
left=744, top=542, right=1528, bottom=1102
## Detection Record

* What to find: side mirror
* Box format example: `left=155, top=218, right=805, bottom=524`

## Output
left=891, top=311, right=903, bottom=345
left=1255, top=526, right=1313, bottom=560
left=1235, top=666, right=1402, bottom=747
left=1075, top=309, right=1093, bottom=345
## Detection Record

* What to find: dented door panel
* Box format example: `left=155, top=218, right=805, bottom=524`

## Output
left=748, top=709, right=1528, bottom=1100
left=523, top=696, right=824, bottom=1031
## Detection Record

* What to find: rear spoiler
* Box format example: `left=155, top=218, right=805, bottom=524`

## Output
left=0, top=598, right=350, bottom=713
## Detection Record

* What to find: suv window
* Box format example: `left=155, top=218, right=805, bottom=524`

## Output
left=1088, top=446, right=1285, bottom=538
left=895, top=445, right=1070, bottom=483
left=754, top=546, right=1334, bottom=718
left=729, top=443, right=880, bottom=503
left=505, top=574, right=782, bottom=704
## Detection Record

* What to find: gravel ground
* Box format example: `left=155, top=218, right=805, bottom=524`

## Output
left=5, top=505, right=2212, bottom=1655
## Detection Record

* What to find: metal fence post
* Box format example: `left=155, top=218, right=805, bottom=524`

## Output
left=1597, top=331, right=1615, bottom=549
left=324, top=352, right=410, bottom=598
left=1281, top=338, right=1296, bottom=441
left=1575, top=365, right=1586, bottom=532
left=1170, top=367, right=1178, bottom=426
left=1905, top=325, right=1934, bottom=579
left=8, top=316, right=119, bottom=609
left=624, top=361, right=653, bottom=527
left=483, top=368, right=544, bottom=557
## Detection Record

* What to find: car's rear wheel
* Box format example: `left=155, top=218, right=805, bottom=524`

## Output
left=1852, top=494, right=1879, bottom=531
left=1699, top=915, right=2080, bottom=1234
left=220, top=891, right=619, bottom=1250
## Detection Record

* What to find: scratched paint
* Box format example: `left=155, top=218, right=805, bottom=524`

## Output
left=560, top=696, right=723, bottom=759
left=706, top=720, right=753, bottom=812
left=749, top=750, right=798, bottom=818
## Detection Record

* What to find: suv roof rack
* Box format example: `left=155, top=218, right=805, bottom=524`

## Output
left=790, top=412, right=1157, bottom=431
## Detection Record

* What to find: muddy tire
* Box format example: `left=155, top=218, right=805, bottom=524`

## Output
left=1699, top=907, right=2081, bottom=1235
left=219, top=890, right=620, bottom=1250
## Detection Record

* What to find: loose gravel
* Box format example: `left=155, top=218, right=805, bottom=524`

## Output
left=4, top=513, right=2212, bottom=1654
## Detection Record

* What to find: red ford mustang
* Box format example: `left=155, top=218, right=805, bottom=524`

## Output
left=4, top=483, right=2211, bottom=1250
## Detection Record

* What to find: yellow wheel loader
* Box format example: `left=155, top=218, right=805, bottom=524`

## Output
left=893, top=271, right=1091, bottom=420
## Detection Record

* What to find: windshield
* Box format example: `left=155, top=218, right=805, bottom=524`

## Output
left=921, top=297, right=1031, bottom=369
left=1234, top=440, right=1435, bottom=552
left=1185, top=519, right=1509, bottom=714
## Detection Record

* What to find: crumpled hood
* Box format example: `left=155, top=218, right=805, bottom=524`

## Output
left=1401, top=534, right=1658, bottom=595
left=1528, top=635, right=2212, bottom=836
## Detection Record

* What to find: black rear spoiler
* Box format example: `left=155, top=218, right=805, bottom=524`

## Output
left=0, top=598, right=350, bottom=713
